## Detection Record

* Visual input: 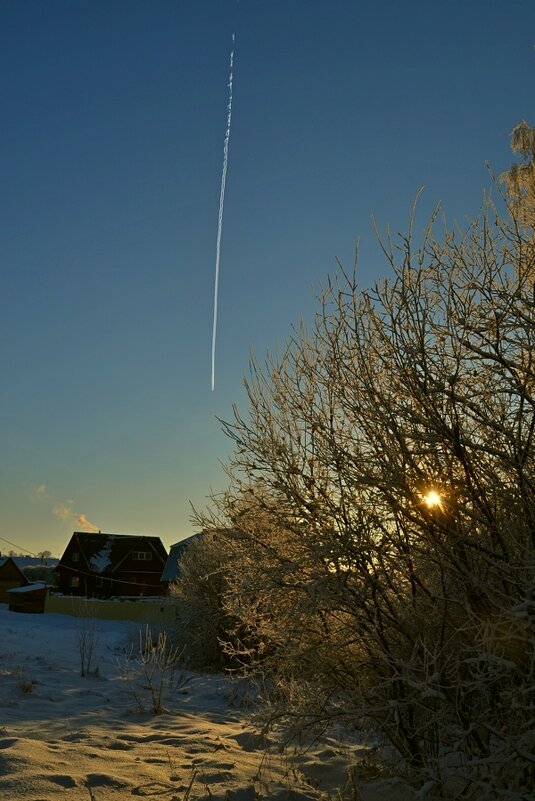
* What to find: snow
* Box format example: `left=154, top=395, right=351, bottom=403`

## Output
left=89, top=538, right=115, bottom=573
left=0, top=556, right=58, bottom=569
left=0, top=605, right=408, bottom=800
left=7, top=582, right=46, bottom=594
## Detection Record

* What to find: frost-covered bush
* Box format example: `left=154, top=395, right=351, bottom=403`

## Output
left=118, top=625, right=186, bottom=714
left=74, top=599, right=99, bottom=677
left=192, top=188, right=535, bottom=798
left=169, top=532, right=237, bottom=671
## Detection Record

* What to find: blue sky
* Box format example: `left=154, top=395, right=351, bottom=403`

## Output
left=1, top=0, right=533, bottom=557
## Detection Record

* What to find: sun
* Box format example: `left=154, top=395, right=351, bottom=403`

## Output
left=423, top=490, right=443, bottom=509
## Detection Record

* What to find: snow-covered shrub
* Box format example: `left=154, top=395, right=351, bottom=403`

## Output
left=74, top=599, right=99, bottom=677
left=192, top=192, right=535, bottom=798
left=118, top=625, right=186, bottom=714
left=169, top=531, right=242, bottom=671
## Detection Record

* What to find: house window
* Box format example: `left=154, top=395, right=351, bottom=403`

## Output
left=72, top=552, right=79, bottom=562
left=132, top=551, right=152, bottom=561
left=70, top=576, right=80, bottom=588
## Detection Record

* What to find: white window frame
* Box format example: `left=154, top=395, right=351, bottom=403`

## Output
left=132, top=551, right=152, bottom=561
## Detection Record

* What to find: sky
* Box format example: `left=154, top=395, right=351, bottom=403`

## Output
left=1, top=0, right=534, bottom=558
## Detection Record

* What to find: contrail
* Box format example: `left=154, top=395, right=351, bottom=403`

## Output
left=211, top=33, right=235, bottom=391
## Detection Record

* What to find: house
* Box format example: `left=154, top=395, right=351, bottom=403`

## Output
left=160, top=533, right=205, bottom=584
left=56, top=532, right=168, bottom=598
left=160, top=529, right=241, bottom=586
left=0, top=556, right=30, bottom=602
left=8, top=582, right=47, bottom=613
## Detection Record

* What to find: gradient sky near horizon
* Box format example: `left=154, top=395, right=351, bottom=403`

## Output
left=1, top=0, right=534, bottom=557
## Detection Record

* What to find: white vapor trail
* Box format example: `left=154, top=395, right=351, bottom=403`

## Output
left=211, top=34, right=235, bottom=392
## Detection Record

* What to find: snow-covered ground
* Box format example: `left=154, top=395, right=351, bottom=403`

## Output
left=0, top=606, right=407, bottom=800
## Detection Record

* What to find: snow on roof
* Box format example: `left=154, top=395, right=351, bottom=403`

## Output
left=7, top=582, right=46, bottom=594
left=89, top=538, right=115, bottom=573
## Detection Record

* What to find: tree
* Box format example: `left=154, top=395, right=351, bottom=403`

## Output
left=501, top=119, right=535, bottom=227
left=195, top=194, right=535, bottom=796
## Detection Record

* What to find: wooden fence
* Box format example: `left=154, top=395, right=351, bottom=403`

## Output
left=44, top=594, right=177, bottom=624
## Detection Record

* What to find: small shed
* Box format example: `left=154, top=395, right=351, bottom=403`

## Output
left=0, top=557, right=30, bottom=602
left=7, top=582, right=47, bottom=614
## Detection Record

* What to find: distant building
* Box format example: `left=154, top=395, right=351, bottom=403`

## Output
left=56, top=532, right=168, bottom=598
left=0, top=556, right=30, bottom=603
left=160, top=533, right=205, bottom=584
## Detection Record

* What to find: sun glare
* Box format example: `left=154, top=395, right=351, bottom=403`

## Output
left=423, top=490, right=443, bottom=509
